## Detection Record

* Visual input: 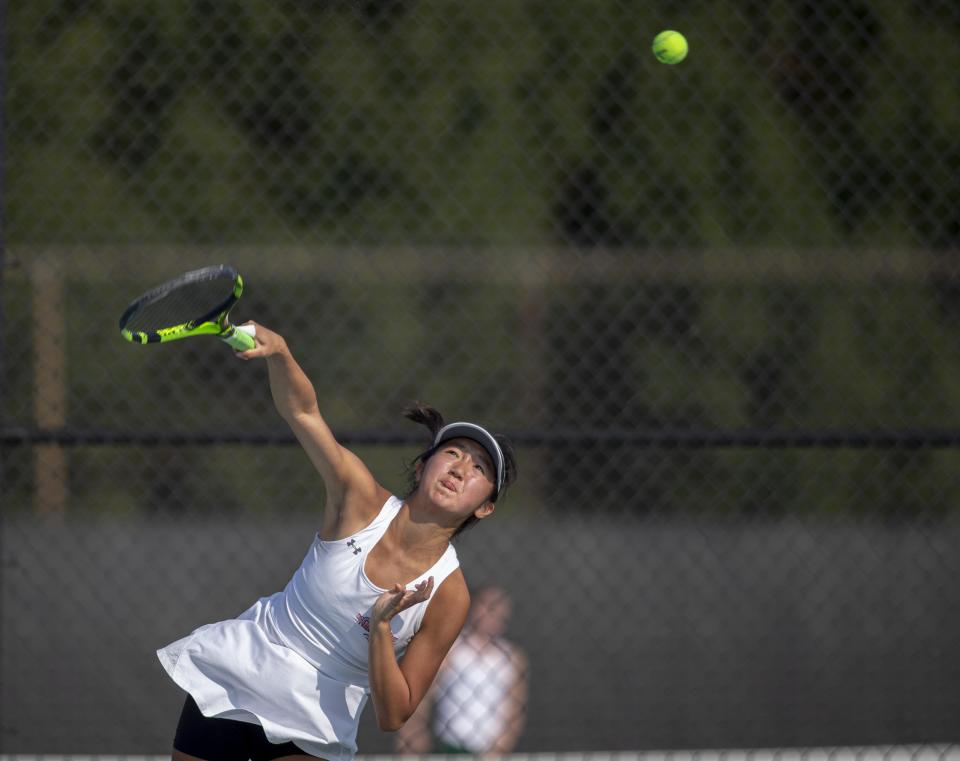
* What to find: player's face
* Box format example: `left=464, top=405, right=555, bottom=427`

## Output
left=421, top=438, right=497, bottom=516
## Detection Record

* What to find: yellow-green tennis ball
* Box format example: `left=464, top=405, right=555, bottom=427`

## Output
left=652, top=30, right=688, bottom=65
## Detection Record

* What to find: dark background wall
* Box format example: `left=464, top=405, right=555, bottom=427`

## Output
left=3, top=514, right=958, bottom=752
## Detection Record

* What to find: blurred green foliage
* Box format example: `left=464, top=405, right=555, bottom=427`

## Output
left=7, top=0, right=960, bottom=247
left=5, top=1, right=960, bottom=516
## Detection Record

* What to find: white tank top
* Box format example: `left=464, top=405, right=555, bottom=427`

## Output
left=251, top=494, right=460, bottom=684
left=157, top=496, right=461, bottom=760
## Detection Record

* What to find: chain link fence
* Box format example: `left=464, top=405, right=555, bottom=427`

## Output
left=3, top=0, right=960, bottom=756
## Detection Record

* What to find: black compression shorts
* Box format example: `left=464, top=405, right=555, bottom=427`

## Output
left=173, top=694, right=320, bottom=761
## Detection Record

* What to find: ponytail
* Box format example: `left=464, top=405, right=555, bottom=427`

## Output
left=402, top=401, right=446, bottom=438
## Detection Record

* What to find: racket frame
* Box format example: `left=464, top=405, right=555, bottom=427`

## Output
left=119, top=265, right=255, bottom=351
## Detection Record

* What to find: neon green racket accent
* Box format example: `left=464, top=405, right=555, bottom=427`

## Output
left=119, top=265, right=256, bottom=351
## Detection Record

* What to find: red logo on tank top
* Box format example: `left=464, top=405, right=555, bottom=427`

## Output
left=355, top=613, right=398, bottom=643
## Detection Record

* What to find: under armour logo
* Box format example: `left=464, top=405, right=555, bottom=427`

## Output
left=347, top=539, right=362, bottom=555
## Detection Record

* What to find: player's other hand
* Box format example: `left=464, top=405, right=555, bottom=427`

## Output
left=370, top=577, right=435, bottom=625
left=234, top=321, right=288, bottom=360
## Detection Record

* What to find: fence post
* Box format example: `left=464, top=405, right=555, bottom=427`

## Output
left=32, top=257, right=68, bottom=515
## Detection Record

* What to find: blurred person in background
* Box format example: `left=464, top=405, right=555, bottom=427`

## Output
left=157, top=322, right=517, bottom=761
left=396, top=585, right=528, bottom=755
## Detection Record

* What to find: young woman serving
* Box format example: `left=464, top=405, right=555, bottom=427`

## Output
left=157, top=322, right=517, bottom=761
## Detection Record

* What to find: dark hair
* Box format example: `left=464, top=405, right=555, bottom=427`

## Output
left=403, top=401, right=517, bottom=539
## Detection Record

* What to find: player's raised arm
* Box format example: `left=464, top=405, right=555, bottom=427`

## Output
left=237, top=322, right=385, bottom=530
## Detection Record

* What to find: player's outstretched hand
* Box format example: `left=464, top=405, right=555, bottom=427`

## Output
left=370, top=577, right=435, bottom=625
left=234, top=321, right=288, bottom=360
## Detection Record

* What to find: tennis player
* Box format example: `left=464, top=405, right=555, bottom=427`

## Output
left=157, top=322, right=517, bottom=761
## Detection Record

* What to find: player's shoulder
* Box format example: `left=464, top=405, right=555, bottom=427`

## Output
left=425, top=568, right=470, bottom=625
left=435, top=566, right=470, bottom=605
left=321, top=483, right=394, bottom=539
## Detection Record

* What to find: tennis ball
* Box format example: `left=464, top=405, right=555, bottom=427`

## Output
left=652, top=30, right=688, bottom=65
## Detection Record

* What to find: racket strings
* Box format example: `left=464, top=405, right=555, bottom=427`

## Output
left=124, top=276, right=234, bottom=332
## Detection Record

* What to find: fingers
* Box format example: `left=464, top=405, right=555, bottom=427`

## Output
left=233, top=321, right=268, bottom=360
left=235, top=346, right=265, bottom=360
left=406, top=576, right=435, bottom=605
left=374, top=577, right=436, bottom=621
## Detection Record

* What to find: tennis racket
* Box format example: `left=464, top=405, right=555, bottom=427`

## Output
left=119, top=264, right=256, bottom=351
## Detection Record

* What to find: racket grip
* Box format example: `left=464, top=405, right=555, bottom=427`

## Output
left=222, top=324, right=256, bottom=351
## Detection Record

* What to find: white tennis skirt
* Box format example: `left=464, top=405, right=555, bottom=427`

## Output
left=158, top=615, right=368, bottom=761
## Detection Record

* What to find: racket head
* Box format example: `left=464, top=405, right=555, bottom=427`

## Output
left=119, top=265, right=246, bottom=345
